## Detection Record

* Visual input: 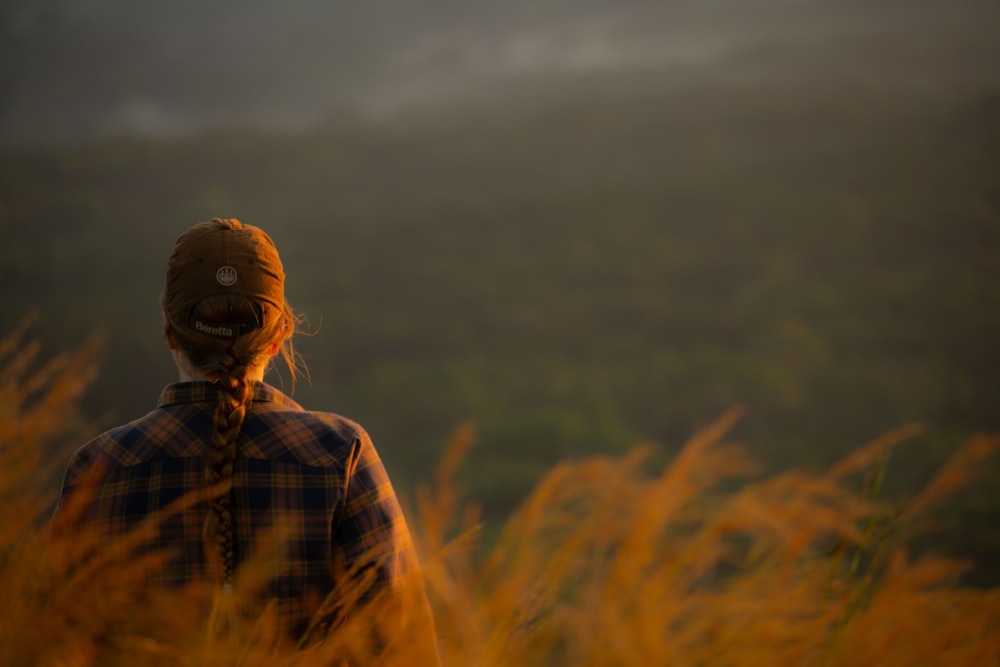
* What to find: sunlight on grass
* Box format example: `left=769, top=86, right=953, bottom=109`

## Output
left=2, top=329, right=998, bottom=665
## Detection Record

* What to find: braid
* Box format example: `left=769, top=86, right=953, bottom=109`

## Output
left=164, top=288, right=303, bottom=588
left=204, top=358, right=252, bottom=586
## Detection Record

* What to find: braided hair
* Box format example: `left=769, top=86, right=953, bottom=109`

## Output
left=167, top=294, right=301, bottom=586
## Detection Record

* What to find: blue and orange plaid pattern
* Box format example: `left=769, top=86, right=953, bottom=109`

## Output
left=56, top=381, right=421, bottom=640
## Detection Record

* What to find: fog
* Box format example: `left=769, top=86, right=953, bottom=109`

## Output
left=3, top=0, right=997, bottom=145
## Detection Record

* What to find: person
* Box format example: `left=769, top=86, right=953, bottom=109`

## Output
left=55, top=218, right=439, bottom=660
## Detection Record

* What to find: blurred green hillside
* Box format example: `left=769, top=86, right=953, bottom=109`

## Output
left=2, top=67, right=998, bottom=581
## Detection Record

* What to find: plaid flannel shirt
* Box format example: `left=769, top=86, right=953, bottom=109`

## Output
left=56, top=381, right=421, bottom=640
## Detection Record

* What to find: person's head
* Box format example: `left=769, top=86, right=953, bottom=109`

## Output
left=161, top=217, right=302, bottom=585
left=162, top=217, right=299, bottom=385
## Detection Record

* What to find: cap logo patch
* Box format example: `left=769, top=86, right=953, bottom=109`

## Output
left=216, top=266, right=238, bottom=286
left=195, top=321, right=234, bottom=337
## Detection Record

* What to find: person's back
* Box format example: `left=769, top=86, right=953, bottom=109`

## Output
left=56, top=218, right=438, bottom=659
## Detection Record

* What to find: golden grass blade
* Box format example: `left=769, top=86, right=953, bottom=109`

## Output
left=4, top=328, right=999, bottom=666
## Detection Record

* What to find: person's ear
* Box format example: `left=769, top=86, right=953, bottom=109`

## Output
left=163, top=312, right=177, bottom=350
left=266, top=341, right=280, bottom=357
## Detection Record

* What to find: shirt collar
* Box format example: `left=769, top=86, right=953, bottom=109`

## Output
left=157, top=380, right=302, bottom=410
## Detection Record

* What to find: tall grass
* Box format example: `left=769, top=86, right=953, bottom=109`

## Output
left=3, top=328, right=998, bottom=665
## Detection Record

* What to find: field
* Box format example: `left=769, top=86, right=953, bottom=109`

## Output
left=4, top=61, right=999, bottom=573
left=3, top=318, right=999, bottom=664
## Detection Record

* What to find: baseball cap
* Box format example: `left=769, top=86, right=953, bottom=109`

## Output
left=164, top=218, right=286, bottom=340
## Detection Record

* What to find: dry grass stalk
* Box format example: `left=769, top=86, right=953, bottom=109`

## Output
left=3, top=329, right=998, bottom=665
